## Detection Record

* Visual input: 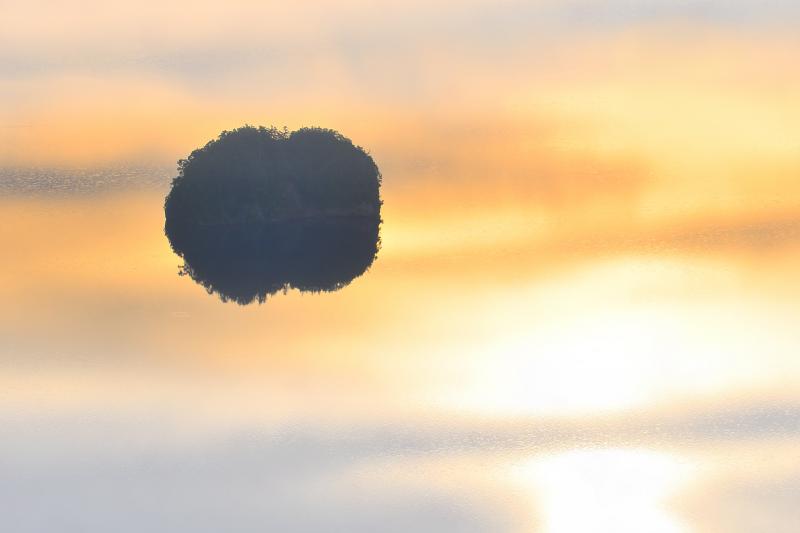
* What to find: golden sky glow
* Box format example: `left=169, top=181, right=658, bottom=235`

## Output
left=3, top=2, right=800, bottom=532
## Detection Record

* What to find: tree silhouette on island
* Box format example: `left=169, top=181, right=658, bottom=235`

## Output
left=164, top=126, right=382, bottom=304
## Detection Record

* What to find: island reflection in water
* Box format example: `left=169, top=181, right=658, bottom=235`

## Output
left=166, top=215, right=380, bottom=304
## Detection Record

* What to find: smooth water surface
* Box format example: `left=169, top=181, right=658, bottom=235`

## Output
left=2, top=1, right=800, bottom=531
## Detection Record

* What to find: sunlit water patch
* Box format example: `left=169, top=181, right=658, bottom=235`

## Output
left=513, top=448, right=695, bottom=533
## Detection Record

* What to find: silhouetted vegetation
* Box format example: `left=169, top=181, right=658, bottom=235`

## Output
left=164, top=126, right=382, bottom=304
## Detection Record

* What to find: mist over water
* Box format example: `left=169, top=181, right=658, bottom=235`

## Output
left=3, top=1, right=800, bottom=532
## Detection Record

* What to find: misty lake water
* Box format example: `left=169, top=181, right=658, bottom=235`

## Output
left=2, top=150, right=800, bottom=532
left=3, top=1, right=800, bottom=529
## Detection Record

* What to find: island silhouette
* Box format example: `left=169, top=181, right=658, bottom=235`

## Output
left=164, top=126, right=382, bottom=304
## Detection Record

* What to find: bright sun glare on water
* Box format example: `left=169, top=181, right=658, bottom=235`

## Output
left=433, top=256, right=797, bottom=418
left=514, top=448, right=694, bottom=533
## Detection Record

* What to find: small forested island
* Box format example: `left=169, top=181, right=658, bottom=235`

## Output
left=164, top=126, right=382, bottom=304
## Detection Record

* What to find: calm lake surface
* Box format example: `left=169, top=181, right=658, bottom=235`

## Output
left=3, top=1, right=800, bottom=531
left=3, top=155, right=800, bottom=532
